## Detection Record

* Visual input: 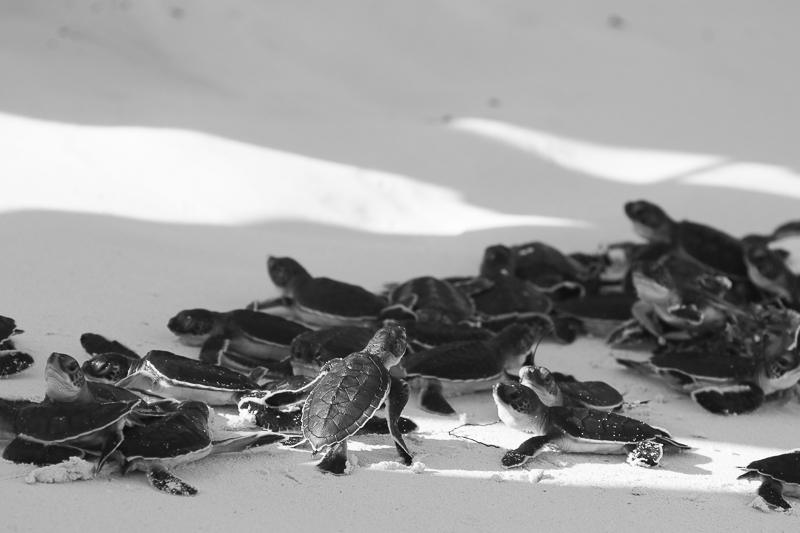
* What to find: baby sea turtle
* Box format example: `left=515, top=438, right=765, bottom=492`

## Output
left=624, top=200, right=749, bottom=282
left=115, top=400, right=286, bottom=496
left=301, top=325, right=412, bottom=475
left=383, top=276, right=476, bottom=324
left=250, top=256, right=387, bottom=328
left=493, top=380, right=689, bottom=468
left=0, top=315, right=33, bottom=377
left=45, top=352, right=142, bottom=404
left=509, top=241, right=598, bottom=299
left=519, top=366, right=624, bottom=412
left=738, top=450, right=800, bottom=512
left=2, top=400, right=140, bottom=473
left=115, top=350, right=261, bottom=405
left=167, top=308, right=311, bottom=374
left=453, top=245, right=553, bottom=331
left=616, top=343, right=800, bottom=415
left=288, top=326, right=377, bottom=377
left=399, top=323, right=538, bottom=415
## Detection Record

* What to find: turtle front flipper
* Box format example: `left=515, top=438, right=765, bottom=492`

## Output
left=417, top=378, right=456, bottom=416
left=502, top=435, right=552, bottom=468
left=690, top=383, right=765, bottom=415
left=146, top=464, right=198, bottom=496
left=317, top=440, right=349, bottom=475
left=0, top=350, right=34, bottom=377
left=755, top=477, right=792, bottom=511
left=386, top=376, right=413, bottom=465
left=95, top=429, right=125, bottom=475
left=1, top=438, right=84, bottom=466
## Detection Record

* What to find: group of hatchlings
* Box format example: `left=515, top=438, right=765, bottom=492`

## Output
left=2, top=199, right=800, bottom=511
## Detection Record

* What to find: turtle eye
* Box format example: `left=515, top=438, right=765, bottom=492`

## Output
left=777, top=353, right=797, bottom=370
left=66, top=360, right=79, bottom=372
left=506, top=389, right=523, bottom=402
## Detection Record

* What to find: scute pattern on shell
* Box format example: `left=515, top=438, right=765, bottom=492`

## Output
left=551, top=406, right=664, bottom=443
left=302, top=353, right=389, bottom=449
left=744, top=451, right=800, bottom=485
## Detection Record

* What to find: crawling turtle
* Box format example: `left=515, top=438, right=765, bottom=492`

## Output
left=453, top=245, right=553, bottom=331
left=382, top=276, right=476, bottom=325
left=624, top=200, right=753, bottom=291
left=167, top=308, right=311, bottom=374
left=399, top=323, right=538, bottom=415
left=289, top=326, right=377, bottom=377
left=115, top=400, right=286, bottom=496
left=301, top=325, right=413, bottom=475
left=2, top=400, right=141, bottom=473
left=0, top=315, right=33, bottom=377
left=45, top=352, right=142, bottom=404
left=493, top=380, right=689, bottom=468
left=738, top=450, right=800, bottom=511
left=249, top=256, right=387, bottom=328
left=115, top=350, right=261, bottom=405
left=519, top=365, right=624, bottom=412
left=616, top=340, right=800, bottom=415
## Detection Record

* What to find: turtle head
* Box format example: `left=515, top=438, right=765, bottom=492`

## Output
left=631, top=261, right=676, bottom=303
left=167, top=309, right=217, bottom=343
left=760, top=332, right=800, bottom=394
left=267, top=256, right=312, bottom=292
left=493, top=381, right=547, bottom=433
left=624, top=200, right=674, bottom=243
left=365, top=325, right=407, bottom=367
left=81, top=353, right=132, bottom=384
left=480, top=245, right=514, bottom=277
left=45, top=352, right=91, bottom=403
left=522, top=366, right=562, bottom=407
left=743, top=241, right=794, bottom=299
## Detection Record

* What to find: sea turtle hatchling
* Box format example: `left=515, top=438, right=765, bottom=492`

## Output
left=398, top=323, right=538, bottom=415
left=45, top=352, right=142, bottom=404
left=115, top=400, right=287, bottom=496
left=493, top=380, right=689, bottom=468
left=80, top=333, right=141, bottom=385
left=519, top=365, right=624, bottom=412
left=738, top=449, right=800, bottom=512
left=288, top=326, right=377, bottom=377
left=382, top=276, right=476, bottom=325
left=167, top=308, right=311, bottom=374
left=301, top=325, right=413, bottom=475
left=249, top=256, right=388, bottom=328
left=114, top=350, right=262, bottom=405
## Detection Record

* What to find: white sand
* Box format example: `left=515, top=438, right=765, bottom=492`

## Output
left=2, top=1, right=800, bottom=531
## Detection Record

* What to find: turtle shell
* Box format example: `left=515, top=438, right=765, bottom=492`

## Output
left=133, top=350, right=260, bottom=390
left=648, top=352, right=757, bottom=382
left=399, top=320, right=495, bottom=350
left=387, top=276, right=475, bottom=324
left=302, top=353, right=390, bottom=450
left=15, top=400, right=139, bottom=444
left=401, top=341, right=504, bottom=381
left=291, top=277, right=387, bottom=326
left=118, top=401, right=211, bottom=461
left=224, top=309, right=311, bottom=347
left=549, top=405, right=670, bottom=444
left=741, top=451, right=800, bottom=485
left=675, top=221, right=748, bottom=279
left=471, top=276, right=553, bottom=318
left=510, top=241, right=593, bottom=292
left=555, top=293, right=636, bottom=337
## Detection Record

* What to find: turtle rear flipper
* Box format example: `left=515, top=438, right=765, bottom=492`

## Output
left=691, top=383, right=765, bottom=415
left=2, top=438, right=84, bottom=466
left=95, top=430, right=125, bottom=475
left=626, top=441, right=664, bottom=467
left=211, top=431, right=287, bottom=454
left=387, top=377, right=413, bottom=465
left=317, top=441, right=349, bottom=475
left=146, top=464, right=198, bottom=496
left=417, top=379, right=456, bottom=416
left=358, top=415, right=417, bottom=435
left=79, top=333, right=140, bottom=359
left=502, top=435, right=552, bottom=469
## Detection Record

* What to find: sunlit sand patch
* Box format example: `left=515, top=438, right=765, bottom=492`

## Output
left=0, top=113, right=587, bottom=235
left=449, top=118, right=800, bottom=199
left=448, top=117, right=724, bottom=184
